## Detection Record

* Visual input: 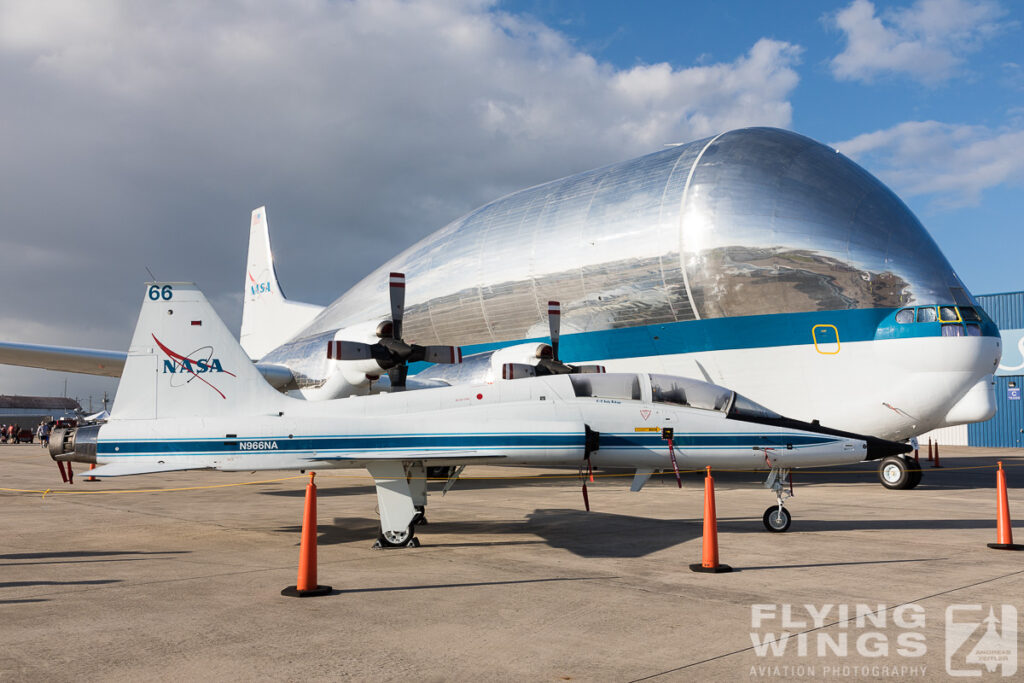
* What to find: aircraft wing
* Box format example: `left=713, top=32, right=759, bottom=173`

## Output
left=79, top=462, right=212, bottom=477
left=0, top=341, right=295, bottom=389
left=0, top=341, right=126, bottom=377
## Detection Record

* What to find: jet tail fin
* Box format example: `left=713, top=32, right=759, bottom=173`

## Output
left=240, top=207, right=324, bottom=360
left=111, top=282, right=288, bottom=420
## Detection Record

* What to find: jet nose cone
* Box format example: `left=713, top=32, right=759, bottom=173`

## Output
left=866, top=437, right=913, bottom=461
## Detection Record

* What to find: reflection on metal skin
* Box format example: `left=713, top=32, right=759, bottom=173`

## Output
left=269, top=128, right=970, bottom=366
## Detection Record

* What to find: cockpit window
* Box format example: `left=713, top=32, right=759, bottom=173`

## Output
left=729, top=393, right=782, bottom=420
left=941, top=324, right=965, bottom=337
left=958, top=306, right=981, bottom=322
left=650, top=374, right=733, bottom=412
left=895, top=308, right=914, bottom=324
left=569, top=374, right=641, bottom=401
left=916, top=306, right=938, bottom=323
left=939, top=306, right=960, bottom=322
left=966, top=323, right=981, bottom=336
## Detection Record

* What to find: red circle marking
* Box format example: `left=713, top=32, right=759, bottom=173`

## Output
left=476, top=393, right=483, bottom=400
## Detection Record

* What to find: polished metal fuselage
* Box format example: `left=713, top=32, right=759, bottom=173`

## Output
left=261, top=127, right=997, bottom=438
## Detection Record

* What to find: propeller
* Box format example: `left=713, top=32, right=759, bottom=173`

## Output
left=326, top=272, right=463, bottom=390
left=502, top=300, right=606, bottom=379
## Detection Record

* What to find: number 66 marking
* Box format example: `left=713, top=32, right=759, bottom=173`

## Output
left=148, top=284, right=173, bottom=301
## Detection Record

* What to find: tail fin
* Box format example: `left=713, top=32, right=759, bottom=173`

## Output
left=111, top=282, right=288, bottom=420
left=240, top=207, right=324, bottom=360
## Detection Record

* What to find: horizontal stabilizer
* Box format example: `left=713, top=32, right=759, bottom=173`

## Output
left=83, top=462, right=210, bottom=477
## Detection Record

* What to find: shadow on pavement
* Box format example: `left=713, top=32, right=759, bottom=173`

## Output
left=276, top=506, right=1002, bottom=558
left=0, top=579, right=123, bottom=588
left=338, top=576, right=615, bottom=594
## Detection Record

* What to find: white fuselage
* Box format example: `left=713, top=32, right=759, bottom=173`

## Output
left=88, top=374, right=870, bottom=473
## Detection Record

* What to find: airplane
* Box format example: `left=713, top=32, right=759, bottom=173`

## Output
left=46, top=281, right=911, bottom=542
left=0, top=128, right=1001, bottom=492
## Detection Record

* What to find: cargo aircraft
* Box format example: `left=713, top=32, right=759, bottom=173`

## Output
left=47, top=281, right=911, bottom=543
left=0, top=128, right=1002, bottom=491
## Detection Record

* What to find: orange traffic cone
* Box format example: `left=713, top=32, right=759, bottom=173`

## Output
left=988, top=462, right=1024, bottom=551
left=86, top=463, right=98, bottom=482
left=690, top=466, right=732, bottom=573
left=282, top=472, right=333, bottom=596
left=927, top=438, right=934, bottom=462
left=932, top=441, right=942, bottom=468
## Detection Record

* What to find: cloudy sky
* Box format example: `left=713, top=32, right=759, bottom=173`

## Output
left=1, top=0, right=1021, bottom=404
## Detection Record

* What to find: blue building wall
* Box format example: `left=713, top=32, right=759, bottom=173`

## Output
left=968, top=375, right=1024, bottom=447
left=968, top=292, right=1024, bottom=447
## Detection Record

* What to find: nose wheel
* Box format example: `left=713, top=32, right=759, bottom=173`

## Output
left=878, top=455, right=921, bottom=490
left=763, top=505, right=792, bottom=532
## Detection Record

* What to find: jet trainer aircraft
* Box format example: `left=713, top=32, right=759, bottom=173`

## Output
left=0, top=128, right=1001, bottom=492
left=48, top=282, right=910, bottom=543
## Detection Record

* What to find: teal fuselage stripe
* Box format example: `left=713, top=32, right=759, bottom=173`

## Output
left=97, top=433, right=584, bottom=455
left=409, top=306, right=1000, bottom=371
left=97, top=432, right=839, bottom=456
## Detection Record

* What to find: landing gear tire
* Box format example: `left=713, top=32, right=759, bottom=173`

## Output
left=374, top=524, right=420, bottom=549
left=763, top=506, right=792, bottom=532
left=906, top=457, right=922, bottom=489
left=878, top=455, right=915, bottom=490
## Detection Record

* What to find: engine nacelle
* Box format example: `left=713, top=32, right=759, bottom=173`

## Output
left=48, top=424, right=100, bottom=463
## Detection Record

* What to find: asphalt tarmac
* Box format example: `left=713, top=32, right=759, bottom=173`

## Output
left=2, top=443, right=1022, bottom=681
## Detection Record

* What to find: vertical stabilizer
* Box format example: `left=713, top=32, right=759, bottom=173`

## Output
left=240, top=207, right=324, bottom=360
left=112, top=283, right=288, bottom=419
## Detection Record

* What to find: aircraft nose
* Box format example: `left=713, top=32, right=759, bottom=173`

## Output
left=865, top=436, right=913, bottom=461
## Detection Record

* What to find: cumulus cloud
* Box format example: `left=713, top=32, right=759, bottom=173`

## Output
left=828, top=0, right=1011, bottom=84
left=0, top=0, right=801, bottom=397
left=833, top=120, right=1024, bottom=206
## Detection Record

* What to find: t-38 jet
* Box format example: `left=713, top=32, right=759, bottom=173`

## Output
left=47, top=282, right=910, bottom=543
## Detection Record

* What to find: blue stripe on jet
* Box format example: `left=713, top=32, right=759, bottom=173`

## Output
left=97, top=433, right=585, bottom=455
left=96, top=432, right=838, bottom=456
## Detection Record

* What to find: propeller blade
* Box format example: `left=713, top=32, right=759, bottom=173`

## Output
left=327, top=340, right=376, bottom=361
left=57, top=460, right=68, bottom=483
left=501, top=363, right=537, bottom=380
left=547, top=301, right=560, bottom=362
left=422, top=346, right=463, bottom=364
left=67, top=462, right=74, bottom=485
left=389, top=272, right=406, bottom=340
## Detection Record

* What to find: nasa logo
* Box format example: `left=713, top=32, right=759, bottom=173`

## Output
left=152, top=334, right=236, bottom=399
left=247, top=271, right=272, bottom=296
left=162, top=358, right=225, bottom=374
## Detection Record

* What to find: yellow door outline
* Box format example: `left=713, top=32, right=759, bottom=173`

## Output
left=812, top=324, right=840, bottom=354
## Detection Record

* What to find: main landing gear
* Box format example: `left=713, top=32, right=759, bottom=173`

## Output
left=877, top=455, right=921, bottom=490
left=762, top=466, right=793, bottom=532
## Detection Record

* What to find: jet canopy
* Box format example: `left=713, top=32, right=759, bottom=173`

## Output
left=567, top=372, right=780, bottom=420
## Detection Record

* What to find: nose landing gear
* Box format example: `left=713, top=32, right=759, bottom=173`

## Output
left=763, top=467, right=793, bottom=532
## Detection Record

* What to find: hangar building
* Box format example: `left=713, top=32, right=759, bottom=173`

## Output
left=969, top=291, right=1024, bottom=447
left=0, top=395, right=81, bottom=427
